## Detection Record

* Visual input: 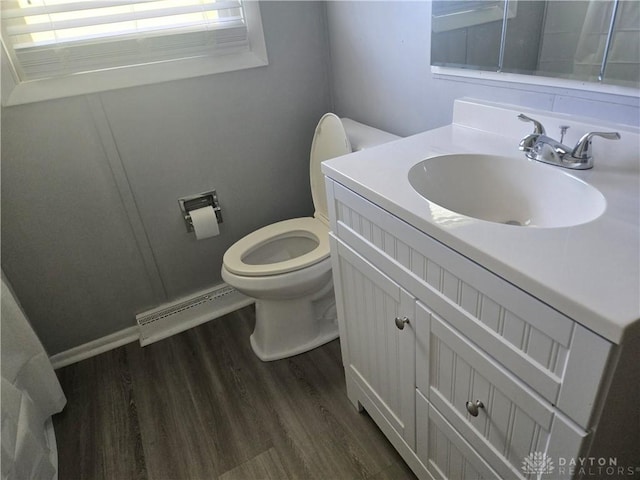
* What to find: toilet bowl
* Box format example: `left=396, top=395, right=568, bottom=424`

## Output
left=222, top=113, right=399, bottom=361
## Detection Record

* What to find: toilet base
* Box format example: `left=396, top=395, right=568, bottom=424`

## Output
left=249, top=289, right=338, bottom=362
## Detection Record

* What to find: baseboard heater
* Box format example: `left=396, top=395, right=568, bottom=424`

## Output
left=136, top=284, right=254, bottom=346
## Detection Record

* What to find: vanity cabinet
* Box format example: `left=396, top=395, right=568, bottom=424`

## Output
left=326, top=178, right=615, bottom=480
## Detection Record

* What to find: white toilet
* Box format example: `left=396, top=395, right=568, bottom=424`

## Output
left=221, top=113, right=399, bottom=361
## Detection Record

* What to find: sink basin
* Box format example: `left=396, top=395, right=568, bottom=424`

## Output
left=408, top=154, right=606, bottom=227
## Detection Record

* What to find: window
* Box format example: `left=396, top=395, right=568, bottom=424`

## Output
left=1, top=0, right=268, bottom=105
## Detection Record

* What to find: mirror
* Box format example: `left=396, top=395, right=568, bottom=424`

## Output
left=431, top=0, right=640, bottom=89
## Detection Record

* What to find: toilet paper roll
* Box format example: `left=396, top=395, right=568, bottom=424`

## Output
left=190, top=206, right=220, bottom=240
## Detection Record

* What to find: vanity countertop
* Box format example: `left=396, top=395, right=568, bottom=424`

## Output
left=322, top=99, right=640, bottom=344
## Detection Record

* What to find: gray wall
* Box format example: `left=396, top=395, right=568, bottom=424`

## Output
left=1, top=2, right=332, bottom=355
left=326, top=1, right=639, bottom=138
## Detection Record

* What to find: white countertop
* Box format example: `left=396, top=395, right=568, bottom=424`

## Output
left=322, top=99, right=640, bottom=344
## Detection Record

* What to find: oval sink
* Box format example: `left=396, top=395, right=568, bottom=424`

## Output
left=408, top=154, right=606, bottom=228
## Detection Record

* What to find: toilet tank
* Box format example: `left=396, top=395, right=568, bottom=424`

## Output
left=310, top=115, right=400, bottom=225
left=341, top=118, right=401, bottom=151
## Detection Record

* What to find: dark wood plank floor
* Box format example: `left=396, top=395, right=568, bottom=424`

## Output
left=53, top=306, right=417, bottom=480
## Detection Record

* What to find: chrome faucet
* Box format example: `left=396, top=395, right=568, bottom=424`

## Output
left=517, top=114, right=620, bottom=169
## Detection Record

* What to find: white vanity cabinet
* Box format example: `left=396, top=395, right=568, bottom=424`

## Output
left=326, top=179, right=616, bottom=480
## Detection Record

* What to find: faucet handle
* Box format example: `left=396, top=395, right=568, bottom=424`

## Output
left=571, top=131, right=621, bottom=160
left=519, top=134, right=539, bottom=153
left=517, top=113, right=546, bottom=135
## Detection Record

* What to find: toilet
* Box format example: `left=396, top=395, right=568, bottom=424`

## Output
left=221, top=113, right=399, bottom=361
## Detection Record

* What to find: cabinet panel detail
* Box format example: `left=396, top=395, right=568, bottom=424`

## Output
left=417, top=390, right=500, bottom=480
left=335, top=185, right=570, bottom=364
left=333, top=238, right=416, bottom=449
left=337, top=214, right=565, bottom=403
left=416, top=302, right=587, bottom=479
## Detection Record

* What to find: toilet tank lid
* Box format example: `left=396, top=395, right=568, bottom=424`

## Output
left=341, top=118, right=401, bottom=151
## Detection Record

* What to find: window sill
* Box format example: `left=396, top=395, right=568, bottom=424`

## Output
left=2, top=49, right=267, bottom=106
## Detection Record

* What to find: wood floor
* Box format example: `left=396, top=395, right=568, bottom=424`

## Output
left=53, top=306, right=417, bottom=480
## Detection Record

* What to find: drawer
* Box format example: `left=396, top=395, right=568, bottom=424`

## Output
left=416, top=390, right=500, bottom=480
left=327, top=180, right=612, bottom=428
left=416, top=301, right=589, bottom=479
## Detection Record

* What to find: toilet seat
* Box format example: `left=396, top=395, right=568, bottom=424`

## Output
left=223, top=217, right=329, bottom=277
left=224, top=114, right=351, bottom=280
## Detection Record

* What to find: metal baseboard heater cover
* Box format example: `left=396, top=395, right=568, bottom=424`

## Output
left=136, top=284, right=253, bottom=346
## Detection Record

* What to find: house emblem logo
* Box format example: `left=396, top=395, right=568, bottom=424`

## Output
left=522, top=452, right=555, bottom=476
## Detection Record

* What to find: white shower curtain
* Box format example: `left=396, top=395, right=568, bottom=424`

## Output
left=1, top=272, right=66, bottom=480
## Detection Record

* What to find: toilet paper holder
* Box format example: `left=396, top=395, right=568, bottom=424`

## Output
left=178, top=190, right=222, bottom=233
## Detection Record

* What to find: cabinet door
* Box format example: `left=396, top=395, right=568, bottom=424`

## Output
left=332, top=236, right=416, bottom=449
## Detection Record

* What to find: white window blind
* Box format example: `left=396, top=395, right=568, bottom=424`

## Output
left=1, top=0, right=251, bottom=81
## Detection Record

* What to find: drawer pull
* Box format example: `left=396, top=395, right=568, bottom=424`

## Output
left=465, top=400, right=484, bottom=417
left=394, top=316, right=410, bottom=330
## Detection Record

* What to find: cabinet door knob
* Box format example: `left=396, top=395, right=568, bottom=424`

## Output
left=465, top=400, right=484, bottom=417
left=394, top=316, right=410, bottom=330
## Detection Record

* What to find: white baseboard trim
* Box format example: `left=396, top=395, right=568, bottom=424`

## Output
left=50, top=326, right=139, bottom=370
